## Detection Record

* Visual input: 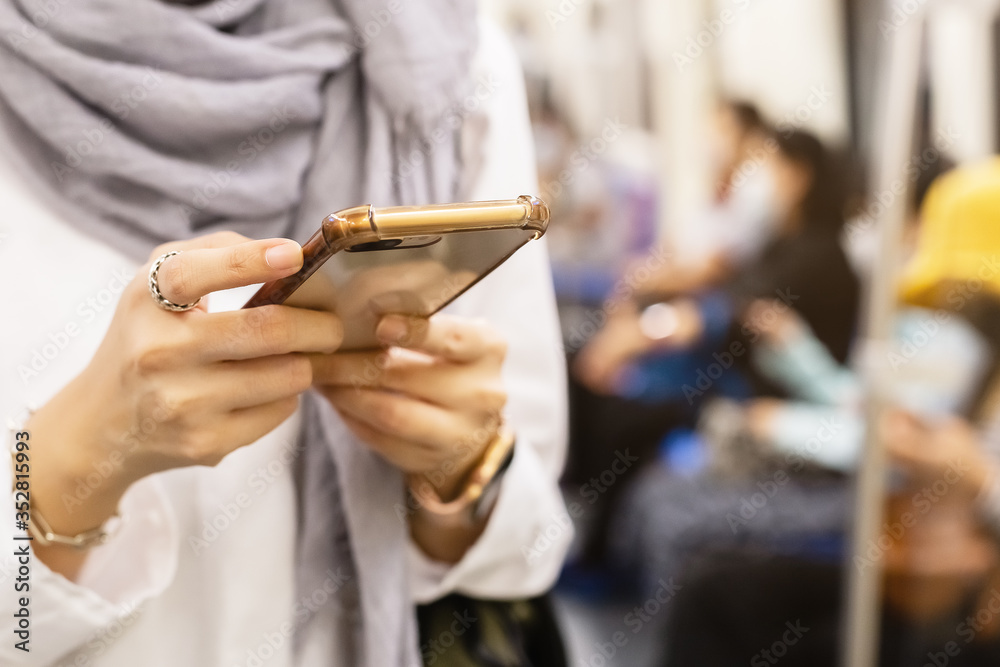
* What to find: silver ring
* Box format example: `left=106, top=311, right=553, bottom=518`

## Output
left=148, top=251, right=201, bottom=312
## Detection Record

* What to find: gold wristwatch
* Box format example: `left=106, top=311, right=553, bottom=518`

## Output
left=407, top=429, right=516, bottom=528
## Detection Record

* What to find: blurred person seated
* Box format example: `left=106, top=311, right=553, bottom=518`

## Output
left=737, top=151, right=959, bottom=473
left=565, top=130, right=861, bottom=567
left=635, top=99, right=779, bottom=297
left=575, top=129, right=860, bottom=400
left=664, top=502, right=1000, bottom=667
left=707, top=159, right=1000, bottom=531
left=663, top=418, right=1000, bottom=667
left=608, top=158, right=982, bottom=595
left=659, top=158, right=1000, bottom=667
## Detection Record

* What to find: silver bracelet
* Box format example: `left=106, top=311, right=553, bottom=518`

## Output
left=8, top=409, right=124, bottom=549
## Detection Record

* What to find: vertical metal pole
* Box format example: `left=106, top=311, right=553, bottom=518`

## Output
left=840, top=12, right=925, bottom=667
left=641, top=0, right=715, bottom=245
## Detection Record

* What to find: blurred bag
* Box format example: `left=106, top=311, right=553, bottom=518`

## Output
left=416, top=594, right=567, bottom=667
left=700, top=398, right=839, bottom=483
left=699, top=398, right=773, bottom=481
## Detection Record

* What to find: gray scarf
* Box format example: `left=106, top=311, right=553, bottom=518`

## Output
left=0, top=0, right=476, bottom=664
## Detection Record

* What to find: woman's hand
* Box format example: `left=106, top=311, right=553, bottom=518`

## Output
left=573, top=298, right=704, bottom=394
left=310, top=313, right=508, bottom=563
left=29, top=232, right=343, bottom=575
left=879, top=411, right=1000, bottom=617
left=572, top=306, right=649, bottom=394
left=881, top=409, right=998, bottom=496
left=310, top=314, right=507, bottom=501
left=744, top=398, right=784, bottom=443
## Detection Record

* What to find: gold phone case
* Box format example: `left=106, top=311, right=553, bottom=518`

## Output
left=243, top=195, right=549, bottom=350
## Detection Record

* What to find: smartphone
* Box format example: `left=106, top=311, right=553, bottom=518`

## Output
left=242, top=195, right=549, bottom=350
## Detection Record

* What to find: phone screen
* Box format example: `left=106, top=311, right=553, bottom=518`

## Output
left=284, top=226, right=537, bottom=350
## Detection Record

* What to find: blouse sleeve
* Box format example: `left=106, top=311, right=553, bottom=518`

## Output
left=0, top=445, right=180, bottom=664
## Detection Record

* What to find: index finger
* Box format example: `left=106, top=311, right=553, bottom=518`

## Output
left=148, top=230, right=250, bottom=258
left=375, top=314, right=505, bottom=363
left=153, top=237, right=304, bottom=306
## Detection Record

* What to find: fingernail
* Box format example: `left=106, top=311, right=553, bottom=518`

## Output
left=376, top=316, right=409, bottom=344
left=265, top=241, right=302, bottom=271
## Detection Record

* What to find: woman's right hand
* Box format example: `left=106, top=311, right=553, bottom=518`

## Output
left=27, top=232, right=343, bottom=573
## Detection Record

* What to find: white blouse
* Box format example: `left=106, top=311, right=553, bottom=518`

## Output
left=0, top=19, right=572, bottom=666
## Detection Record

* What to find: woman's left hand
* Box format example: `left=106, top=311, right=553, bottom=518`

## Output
left=310, top=314, right=508, bottom=501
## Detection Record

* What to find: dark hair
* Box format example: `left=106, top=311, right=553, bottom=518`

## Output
left=773, top=130, right=850, bottom=233
left=957, top=292, right=1000, bottom=421
left=721, top=100, right=766, bottom=135
left=911, top=154, right=956, bottom=215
